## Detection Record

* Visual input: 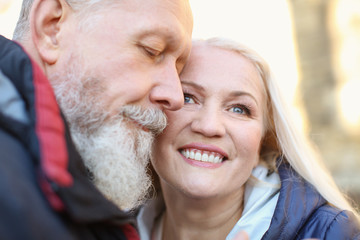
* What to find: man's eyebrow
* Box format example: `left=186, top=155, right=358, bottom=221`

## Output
left=136, top=28, right=177, bottom=41
left=181, top=81, right=205, bottom=91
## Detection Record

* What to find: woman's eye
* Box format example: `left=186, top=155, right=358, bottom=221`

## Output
left=231, top=106, right=244, bottom=114
left=184, top=94, right=195, bottom=104
left=229, top=105, right=250, bottom=115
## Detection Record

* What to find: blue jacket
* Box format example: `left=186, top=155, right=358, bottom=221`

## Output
left=0, top=35, right=139, bottom=239
left=262, top=163, right=360, bottom=240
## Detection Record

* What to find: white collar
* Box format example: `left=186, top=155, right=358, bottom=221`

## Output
left=137, top=191, right=165, bottom=240
left=137, top=164, right=280, bottom=240
left=226, top=164, right=280, bottom=240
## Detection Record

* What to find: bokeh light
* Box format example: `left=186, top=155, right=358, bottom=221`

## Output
left=335, top=0, right=360, bottom=133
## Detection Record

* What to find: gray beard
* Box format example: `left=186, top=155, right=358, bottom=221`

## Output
left=50, top=62, right=166, bottom=210
left=70, top=107, right=162, bottom=210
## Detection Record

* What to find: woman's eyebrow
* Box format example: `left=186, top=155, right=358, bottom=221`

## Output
left=181, top=81, right=205, bottom=91
left=229, top=91, right=259, bottom=106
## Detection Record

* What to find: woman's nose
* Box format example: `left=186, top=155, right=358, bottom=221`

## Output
left=190, top=107, right=226, bottom=137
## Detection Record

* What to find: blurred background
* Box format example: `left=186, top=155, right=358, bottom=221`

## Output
left=1, top=0, right=359, bottom=206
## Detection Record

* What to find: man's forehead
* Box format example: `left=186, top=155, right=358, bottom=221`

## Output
left=131, top=1, right=192, bottom=42
left=127, top=0, right=192, bottom=29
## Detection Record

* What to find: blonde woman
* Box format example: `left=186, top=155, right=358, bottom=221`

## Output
left=137, top=38, right=360, bottom=240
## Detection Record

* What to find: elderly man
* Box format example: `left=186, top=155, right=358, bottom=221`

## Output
left=0, top=0, right=192, bottom=239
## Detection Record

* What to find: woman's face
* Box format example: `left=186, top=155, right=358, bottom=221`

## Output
left=151, top=43, right=266, bottom=199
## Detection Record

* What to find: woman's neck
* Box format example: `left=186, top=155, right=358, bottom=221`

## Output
left=160, top=184, right=244, bottom=240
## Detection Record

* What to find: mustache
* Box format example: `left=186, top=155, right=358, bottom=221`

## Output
left=119, top=105, right=167, bottom=135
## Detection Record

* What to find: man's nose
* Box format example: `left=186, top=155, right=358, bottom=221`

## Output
left=149, top=64, right=184, bottom=111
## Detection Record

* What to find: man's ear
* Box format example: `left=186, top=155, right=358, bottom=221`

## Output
left=30, top=0, right=69, bottom=65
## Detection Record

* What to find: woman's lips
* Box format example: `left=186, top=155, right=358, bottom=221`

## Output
left=180, top=149, right=224, bottom=163
left=179, top=143, right=228, bottom=167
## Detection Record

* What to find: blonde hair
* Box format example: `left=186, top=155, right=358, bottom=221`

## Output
left=199, top=37, right=360, bottom=221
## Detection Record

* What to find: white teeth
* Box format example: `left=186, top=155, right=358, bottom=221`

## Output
left=186, top=149, right=190, bottom=158
left=181, top=149, right=224, bottom=163
left=201, top=153, right=209, bottom=162
left=190, top=151, right=195, bottom=159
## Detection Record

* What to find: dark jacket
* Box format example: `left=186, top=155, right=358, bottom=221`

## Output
left=0, top=35, right=139, bottom=240
left=263, top=162, right=360, bottom=240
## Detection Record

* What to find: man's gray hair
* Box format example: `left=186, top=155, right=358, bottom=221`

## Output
left=13, top=0, right=104, bottom=41
left=13, top=0, right=32, bottom=41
